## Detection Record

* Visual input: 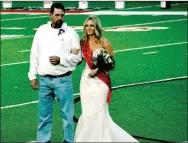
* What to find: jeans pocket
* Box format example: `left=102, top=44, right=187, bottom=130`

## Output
left=39, top=76, right=47, bottom=87
left=59, top=75, right=72, bottom=84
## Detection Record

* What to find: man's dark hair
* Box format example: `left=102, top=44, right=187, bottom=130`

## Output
left=50, top=3, right=65, bottom=14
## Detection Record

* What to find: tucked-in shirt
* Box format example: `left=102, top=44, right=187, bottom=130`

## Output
left=28, top=22, right=82, bottom=80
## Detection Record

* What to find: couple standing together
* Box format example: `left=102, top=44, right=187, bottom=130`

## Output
left=28, top=2, right=139, bottom=143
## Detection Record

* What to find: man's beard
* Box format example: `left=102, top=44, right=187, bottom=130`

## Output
left=54, top=19, right=63, bottom=28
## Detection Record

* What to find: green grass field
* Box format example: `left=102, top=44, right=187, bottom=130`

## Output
left=1, top=2, right=187, bottom=142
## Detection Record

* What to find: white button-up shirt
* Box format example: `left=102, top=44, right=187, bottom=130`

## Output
left=28, top=22, right=82, bottom=80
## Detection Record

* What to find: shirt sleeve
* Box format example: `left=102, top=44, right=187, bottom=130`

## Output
left=60, top=30, right=82, bottom=67
left=28, top=30, right=39, bottom=80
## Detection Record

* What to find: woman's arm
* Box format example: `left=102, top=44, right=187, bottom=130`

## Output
left=102, top=37, right=114, bottom=56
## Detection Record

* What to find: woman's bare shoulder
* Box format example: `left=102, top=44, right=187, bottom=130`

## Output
left=100, top=37, right=111, bottom=47
left=100, top=37, right=113, bottom=56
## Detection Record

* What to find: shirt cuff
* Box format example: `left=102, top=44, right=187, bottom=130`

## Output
left=60, top=57, right=65, bottom=66
left=28, top=75, right=37, bottom=80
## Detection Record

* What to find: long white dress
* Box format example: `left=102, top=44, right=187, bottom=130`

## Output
left=74, top=63, right=139, bottom=142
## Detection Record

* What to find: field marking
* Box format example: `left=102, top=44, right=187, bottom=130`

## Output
left=104, top=26, right=169, bottom=32
left=1, top=11, right=187, bottom=16
left=1, top=41, right=187, bottom=66
left=1, top=76, right=187, bottom=110
left=104, top=18, right=187, bottom=30
left=125, top=3, right=185, bottom=10
left=18, top=50, right=31, bottom=53
left=126, top=4, right=160, bottom=10
left=82, top=11, right=187, bottom=16
left=0, top=15, right=48, bottom=21
left=1, top=93, right=80, bottom=109
left=0, top=10, right=187, bottom=24
left=0, top=61, right=29, bottom=66
left=18, top=41, right=187, bottom=54
left=1, top=27, right=25, bottom=29
left=1, top=35, right=33, bottom=40
left=114, top=41, right=187, bottom=53
left=78, top=18, right=186, bottom=32
left=1, top=18, right=186, bottom=41
left=1, top=35, right=25, bottom=40
left=112, top=76, right=188, bottom=90
left=142, top=51, right=158, bottom=55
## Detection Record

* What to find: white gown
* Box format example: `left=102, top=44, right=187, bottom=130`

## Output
left=74, top=63, right=139, bottom=142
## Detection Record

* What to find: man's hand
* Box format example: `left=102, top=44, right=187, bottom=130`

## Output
left=88, top=68, right=99, bottom=78
left=30, top=79, right=38, bottom=90
left=71, top=48, right=80, bottom=55
left=49, top=56, right=60, bottom=65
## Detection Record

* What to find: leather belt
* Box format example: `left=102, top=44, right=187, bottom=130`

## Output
left=43, top=71, right=71, bottom=78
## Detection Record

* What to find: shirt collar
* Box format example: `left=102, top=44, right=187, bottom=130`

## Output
left=47, top=21, right=68, bottom=31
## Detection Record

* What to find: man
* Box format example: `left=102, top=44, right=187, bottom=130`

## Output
left=28, top=3, right=81, bottom=143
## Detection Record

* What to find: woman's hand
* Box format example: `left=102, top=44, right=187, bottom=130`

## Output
left=88, top=68, right=99, bottom=78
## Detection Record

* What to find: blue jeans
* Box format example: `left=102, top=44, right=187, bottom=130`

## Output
left=37, top=75, right=74, bottom=142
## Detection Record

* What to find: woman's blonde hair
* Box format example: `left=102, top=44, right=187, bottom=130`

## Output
left=81, top=15, right=102, bottom=45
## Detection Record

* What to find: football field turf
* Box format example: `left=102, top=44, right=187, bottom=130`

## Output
left=1, top=3, right=187, bottom=142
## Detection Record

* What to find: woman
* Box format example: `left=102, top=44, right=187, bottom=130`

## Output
left=74, top=15, right=139, bottom=142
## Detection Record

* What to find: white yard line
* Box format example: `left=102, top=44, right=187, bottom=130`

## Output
left=1, top=11, right=187, bottom=16
left=1, top=12, right=49, bottom=15
left=18, top=41, right=187, bottom=54
left=18, top=50, right=31, bottom=53
left=1, top=27, right=25, bottom=29
left=71, top=18, right=187, bottom=32
left=112, top=76, right=188, bottom=90
left=0, top=61, right=29, bottom=66
left=1, top=35, right=33, bottom=40
left=1, top=93, right=79, bottom=109
left=114, top=41, right=187, bottom=53
left=0, top=15, right=48, bottom=21
left=0, top=11, right=187, bottom=22
left=1, top=18, right=186, bottom=41
left=1, top=101, right=39, bottom=109
left=142, top=51, right=158, bottom=55
left=1, top=76, right=187, bottom=110
left=104, top=18, right=187, bottom=30
left=125, top=3, right=184, bottom=10
left=126, top=4, right=160, bottom=10
left=82, top=11, right=187, bottom=16
left=2, top=41, right=187, bottom=66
